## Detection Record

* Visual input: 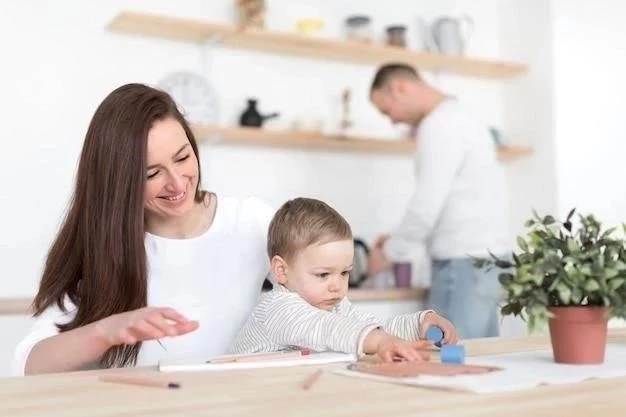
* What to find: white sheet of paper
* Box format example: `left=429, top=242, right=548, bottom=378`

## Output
left=333, top=344, right=626, bottom=394
left=159, top=352, right=356, bottom=372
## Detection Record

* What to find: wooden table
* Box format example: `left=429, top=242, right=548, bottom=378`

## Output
left=2, top=329, right=626, bottom=417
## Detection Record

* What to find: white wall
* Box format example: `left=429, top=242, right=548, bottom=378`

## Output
left=0, top=0, right=551, bottom=375
left=0, top=0, right=533, bottom=298
left=552, top=0, right=626, bottom=229
left=498, top=0, right=558, bottom=231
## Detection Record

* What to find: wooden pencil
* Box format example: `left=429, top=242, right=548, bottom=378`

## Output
left=302, top=369, right=323, bottom=390
left=99, top=374, right=181, bottom=389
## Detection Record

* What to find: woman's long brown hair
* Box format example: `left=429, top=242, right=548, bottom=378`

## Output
left=32, top=83, right=205, bottom=368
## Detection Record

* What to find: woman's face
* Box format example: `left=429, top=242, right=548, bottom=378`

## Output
left=144, top=117, right=199, bottom=220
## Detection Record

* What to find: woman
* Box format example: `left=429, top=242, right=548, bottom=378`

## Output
left=13, top=83, right=274, bottom=375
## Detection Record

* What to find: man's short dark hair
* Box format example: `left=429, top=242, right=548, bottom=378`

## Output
left=370, top=63, right=421, bottom=93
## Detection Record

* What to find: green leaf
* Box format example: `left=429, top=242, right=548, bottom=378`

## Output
left=543, top=215, right=556, bottom=225
left=566, top=207, right=576, bottom=222
left=563, top=221, right=573, bottom=232
left=566, top=238, right=578, bottom=254
left=510, top=283, right=524, bottom=297
left=557, top=284, right=571, bottom=304
left=600, top=227, right=616, bottom=240
left=513, top=252, right=521, bottom=266
left=501, top=304, right=514, bottom=316
left=530, top=273, right=544, bottom=286
left=517, top=236, right=529, bottom=252
left=584, top=280, right=600, bottom=292
left=498, top=273, right=514, bottom=286
left=495, top=259, right=514, bottom=269
left=609, top=278, right=625, bottom=291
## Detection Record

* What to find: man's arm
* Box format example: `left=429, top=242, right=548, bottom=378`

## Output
left=384, top=110, right=469, bottom=260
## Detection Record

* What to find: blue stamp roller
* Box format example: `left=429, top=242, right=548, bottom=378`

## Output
left=425, top=326, right=444, bottom=348
left=425, top=325, right=465, bottom=364
left=440, top=345, right=465, bottom=364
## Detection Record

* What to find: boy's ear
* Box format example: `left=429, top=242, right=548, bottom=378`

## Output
left=271, top=255, right=289, bottom=285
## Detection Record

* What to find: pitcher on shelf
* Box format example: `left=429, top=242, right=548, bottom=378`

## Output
left=416, top=15, right=473, bottom=55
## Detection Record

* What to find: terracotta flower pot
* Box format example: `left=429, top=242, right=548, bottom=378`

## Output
left=548, top=306, right=609, bottom=364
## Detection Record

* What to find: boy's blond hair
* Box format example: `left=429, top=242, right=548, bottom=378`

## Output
left=268, top=197, right=352, bottom=261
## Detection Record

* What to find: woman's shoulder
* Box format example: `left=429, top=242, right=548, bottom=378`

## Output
left=214, top=194, right=276, bottom=229
left=216, top=195, right=274, bottom=214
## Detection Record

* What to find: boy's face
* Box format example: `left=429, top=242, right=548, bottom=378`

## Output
left=276, top=239, right=353, bottom=311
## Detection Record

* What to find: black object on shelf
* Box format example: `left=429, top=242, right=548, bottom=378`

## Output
left=239, top=98, right=279, bottom=127
left=349, top=238, right=370, bottom=288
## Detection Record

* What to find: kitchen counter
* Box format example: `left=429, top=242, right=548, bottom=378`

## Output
left=346, top=287, right=427, bottom=301
left=0, top=288, right=428, bottom=316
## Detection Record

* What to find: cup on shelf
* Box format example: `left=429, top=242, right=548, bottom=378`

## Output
left=385, top=25, right=407, bottom=47
left=292, top=117, right=324, bottom=133
left=344, top=15, right=373, bottom=43
left=295, top=19, right=324, bottom=36
left=393, top=262, right=412, bottom=288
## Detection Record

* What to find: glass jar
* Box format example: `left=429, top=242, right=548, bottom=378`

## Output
left=344, top=15, right=372, bottom=43
left=386, top=25, right=407, bottom=47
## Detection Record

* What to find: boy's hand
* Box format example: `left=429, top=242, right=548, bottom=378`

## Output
left=377, top=336, right=431, bottom=362
left=420, top=312, right=459, bottom=345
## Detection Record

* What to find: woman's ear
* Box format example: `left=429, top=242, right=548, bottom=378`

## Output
left=271, top=255, right=289, bottom=285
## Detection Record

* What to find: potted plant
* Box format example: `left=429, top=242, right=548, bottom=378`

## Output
left=474, top=208, right=626, bottom=364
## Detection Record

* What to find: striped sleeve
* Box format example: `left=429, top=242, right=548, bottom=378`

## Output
left=337, top=298, right=429, bottom=341
left=257, top=292, right=381, bottom=354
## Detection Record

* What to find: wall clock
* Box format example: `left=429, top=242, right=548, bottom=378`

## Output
left=157, top=71, right=219, bottom=125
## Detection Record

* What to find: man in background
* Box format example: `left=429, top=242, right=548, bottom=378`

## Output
left=367, top=63, right=510, bottom=339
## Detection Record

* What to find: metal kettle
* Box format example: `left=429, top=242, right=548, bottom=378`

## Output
left=416, top=15, right=473, bottom=55
left=239, top=98, right=279, bottom=127
left=349, top=238, right=370, bottom=288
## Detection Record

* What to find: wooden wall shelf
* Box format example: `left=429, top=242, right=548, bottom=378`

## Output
left=193, top=125, right=533, bottom=161
left=107, top=11, right=527, bottom=79
left=193, top=125, right=413, bottom=154
left=0, top=298, right=32, bottom=315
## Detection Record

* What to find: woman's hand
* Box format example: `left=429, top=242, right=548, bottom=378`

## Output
left=95, top=307, right=199, bottom=346
left=420, top=312, right=459, bottom=345
left=377, top=336, right=432, bottom=362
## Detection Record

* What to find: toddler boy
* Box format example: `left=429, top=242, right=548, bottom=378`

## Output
left=230, top=197, right=458, bottom=361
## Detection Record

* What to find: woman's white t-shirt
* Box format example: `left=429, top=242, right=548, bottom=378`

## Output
left=12, top=195, right=274, bottom=376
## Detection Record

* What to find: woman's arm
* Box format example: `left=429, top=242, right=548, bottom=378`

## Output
left=24, top=321, right=110, bottom=375
left=17, top=305, right=198, bottom=375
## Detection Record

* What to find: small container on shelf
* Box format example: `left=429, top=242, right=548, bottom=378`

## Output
left=236, top=0, right=266, bottom=30
left=385, top=25, right=407, bottom=47
left=344, top=15, right=372, bottom=43
left=393, top=262, right=412, bottom=288
left=295, top=18, right=324, bottom=36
